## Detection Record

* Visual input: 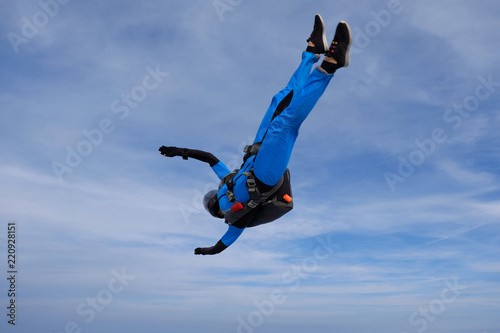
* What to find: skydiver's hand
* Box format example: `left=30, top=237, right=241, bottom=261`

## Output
left=159, top=146, right=182, bottom=157
left=194, top=240, right=228, bottom=255
left=194, top=247, right=211, bottom=255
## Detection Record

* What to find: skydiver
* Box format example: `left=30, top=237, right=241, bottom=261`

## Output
left=160, top=15, right=352, bottom=255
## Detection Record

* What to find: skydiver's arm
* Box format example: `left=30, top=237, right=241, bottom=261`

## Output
left=194, top=210, right=256, bottom=255
left=194, top=225, right=245, bottom=255
left=159, top=146, right=220, bottom=166
left=159, top=146, right=231, bottom=179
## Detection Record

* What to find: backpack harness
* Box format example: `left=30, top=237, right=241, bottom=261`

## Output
left=221, top=143, right=292, bottom=226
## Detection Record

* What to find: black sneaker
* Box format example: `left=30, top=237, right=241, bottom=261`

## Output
left=325, top=21, right=352, bottom=67
left=307, top=14, right=328, bottom=54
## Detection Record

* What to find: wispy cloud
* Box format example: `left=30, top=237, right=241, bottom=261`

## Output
left=1, top=1, right=500, bottom=332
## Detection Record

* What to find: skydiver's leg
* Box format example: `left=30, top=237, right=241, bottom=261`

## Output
left=253, top=21, right=352, bottom=186
left=253, top=15, right=329, bottom=144
left=253, top=68, right=334, bottom=186
left=252, top=51, right=318, bottom=144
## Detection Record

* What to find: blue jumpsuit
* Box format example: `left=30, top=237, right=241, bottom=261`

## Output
left=211, top=52, right=334, bottom=248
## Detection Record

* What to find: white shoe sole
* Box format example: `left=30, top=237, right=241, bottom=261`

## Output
left=317, top=14, right=328, bottom=53
left=340, top=20, right=352, bottom=67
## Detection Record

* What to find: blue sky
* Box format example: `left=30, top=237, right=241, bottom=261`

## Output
left=1, top=0, right=500, bottom=332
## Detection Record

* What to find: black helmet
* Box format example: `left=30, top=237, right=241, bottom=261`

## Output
left=203, top=190, right=223, bottom=218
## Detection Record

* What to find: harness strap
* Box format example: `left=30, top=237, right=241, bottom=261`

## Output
left=224, top=201, right=256, bottom=225
left=224, top=171, right=285, bottom=225
left=220, top=170, right=239, bottom=203
left=246, top=171, right=284, bottom=201
left=243, top=142, right=261, bottom=156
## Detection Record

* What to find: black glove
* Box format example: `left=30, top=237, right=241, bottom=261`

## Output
left=159, top=146, right=183, bottom=157
left=194, top=240, right=228, bottom=255
left=194, top=247, right=211, bottom=255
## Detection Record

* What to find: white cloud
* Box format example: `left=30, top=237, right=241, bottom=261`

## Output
left=436, top=158, right=497, bottom=186
left=1, top=1, right=500, bottom=332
